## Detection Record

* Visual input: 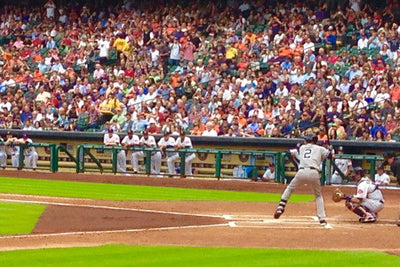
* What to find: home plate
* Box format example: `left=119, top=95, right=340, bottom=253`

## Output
left=223, top=215, right=332, bottom=229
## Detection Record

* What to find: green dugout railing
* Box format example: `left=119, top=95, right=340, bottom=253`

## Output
left=54, top=145, right=78, bottom=172
left=76, top=144, right=282, bottom=180
left=329, top=154, right=384, bottom=184
left=0, top=142, right=76, bottom=172
left=76, top=144, right=159, bottom=174
left=173, top=148, right=282, bottom=180
left=0, top=142, right=57, bottom=172
left=0, top=140, right=391, bottom=184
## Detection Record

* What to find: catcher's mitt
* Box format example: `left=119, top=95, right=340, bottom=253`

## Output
left=332, top=188, right=346, bottom=202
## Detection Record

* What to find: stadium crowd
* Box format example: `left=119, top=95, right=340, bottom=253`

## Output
left=0, top=0, right=400, bottom=141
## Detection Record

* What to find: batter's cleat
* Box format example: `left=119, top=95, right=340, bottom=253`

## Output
left=274, top=206, right=285, bottom=219
left=319, top=220, right=327, bottom=226
left=359, top=214, right=376, bottom=223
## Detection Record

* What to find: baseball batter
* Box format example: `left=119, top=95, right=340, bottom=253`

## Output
left=174, top=131, right=195, bottom=177
left=274, top=133, right=331, bottom=225
left=103, top=129, right=127, bottom=174
left=121, top=130, right=140, bottom=173
left=345, top=167, right=384, bottom=223
left=134, top=130, right=162, bottom=175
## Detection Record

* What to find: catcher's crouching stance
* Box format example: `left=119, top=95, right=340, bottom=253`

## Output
left=333, top=167, right=384, bottom=223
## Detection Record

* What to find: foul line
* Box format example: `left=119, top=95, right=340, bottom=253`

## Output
left=0, top=197, right=224, bottom=219
left=0, top=223, right=230, bottom=240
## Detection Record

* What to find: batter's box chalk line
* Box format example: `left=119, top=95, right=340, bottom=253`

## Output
left=223, top=215, right=332, bottom=229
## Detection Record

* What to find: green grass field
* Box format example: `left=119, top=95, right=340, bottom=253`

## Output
left=0, top=245, right=398, bottom=267
left=0, top=177, right=314, bottom=202
left=0, top=176, right=398, bottom=266
left=0, top=202, right=45, bottom=235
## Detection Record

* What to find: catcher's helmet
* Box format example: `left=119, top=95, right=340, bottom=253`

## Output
left=304, top=133, right=317, bottom=143
left=353, top=166, right=364, bottom=176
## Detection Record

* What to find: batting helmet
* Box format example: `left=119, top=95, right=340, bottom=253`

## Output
left=353, top=166, right=364, bottom=176
left=304, top=133, right=317, bottom=143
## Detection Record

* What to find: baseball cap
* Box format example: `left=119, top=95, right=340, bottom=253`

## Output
left=108, top=129, right=114, bottom=133
left=23, top=134, right=28, bottom=139
left=337, top=146, right=343, bottom=151
left=269, top=162, right=275, bottom=167
left=127, top=130, right=133, bottom=134
left=377, top=165, right=384, bottom=170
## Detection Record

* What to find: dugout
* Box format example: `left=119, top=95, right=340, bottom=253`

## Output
left=0, top=130, right=399, bottom=185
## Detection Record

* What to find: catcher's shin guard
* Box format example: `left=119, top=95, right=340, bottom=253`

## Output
left=345, top=201, right=369, bottom=218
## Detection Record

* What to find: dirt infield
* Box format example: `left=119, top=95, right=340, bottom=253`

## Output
left=0, top=170, right=399, bottom=255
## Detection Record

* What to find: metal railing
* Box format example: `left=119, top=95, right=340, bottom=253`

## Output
left=75, top=144, right=282, bottom=180
left=0, top=141, right=395, bottom=185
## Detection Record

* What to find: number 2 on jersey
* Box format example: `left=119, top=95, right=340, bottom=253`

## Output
left=304, top=148, right=312, bottom=158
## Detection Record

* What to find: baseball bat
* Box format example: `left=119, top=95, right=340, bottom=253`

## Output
left=323, top=114, right=330, bottom=145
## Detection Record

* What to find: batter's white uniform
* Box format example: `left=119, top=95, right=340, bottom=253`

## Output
left=134, top=135, right=162, bottom=175
left=103, top=133, right=127, bottom=173
left=20, top=138, right=38, bottom=169
left=354, top=177, right=384, bottom=215
left=0, top=138, right=7, bottom=168
left=374, top=172, right=390, bottom=186
left=331, top=158, right=352, bottom=184
left=280, top=143, right=330, bottom=221
left=121, top=134, right=140, bottom=172
left=158, top=136, right=177, bottom=175
left=175, top=136, right=196, bottom=176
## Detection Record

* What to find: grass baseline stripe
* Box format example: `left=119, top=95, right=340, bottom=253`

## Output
left=0, top=223, right=230, bottom=241
left=0, top=197, right=224, bottom=218
left=0, top=177, right=314, bottom=202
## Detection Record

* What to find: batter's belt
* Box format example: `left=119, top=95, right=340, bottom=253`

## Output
left=299, top=167, right=320, bottom=173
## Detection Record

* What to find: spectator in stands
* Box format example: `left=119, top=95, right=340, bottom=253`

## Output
left=370, top=118, right=387, bottom=139
left=0, top=0, right=396, bottom=145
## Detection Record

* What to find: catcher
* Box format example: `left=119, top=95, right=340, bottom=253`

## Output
left=332, top=167, right=384, bottom=223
